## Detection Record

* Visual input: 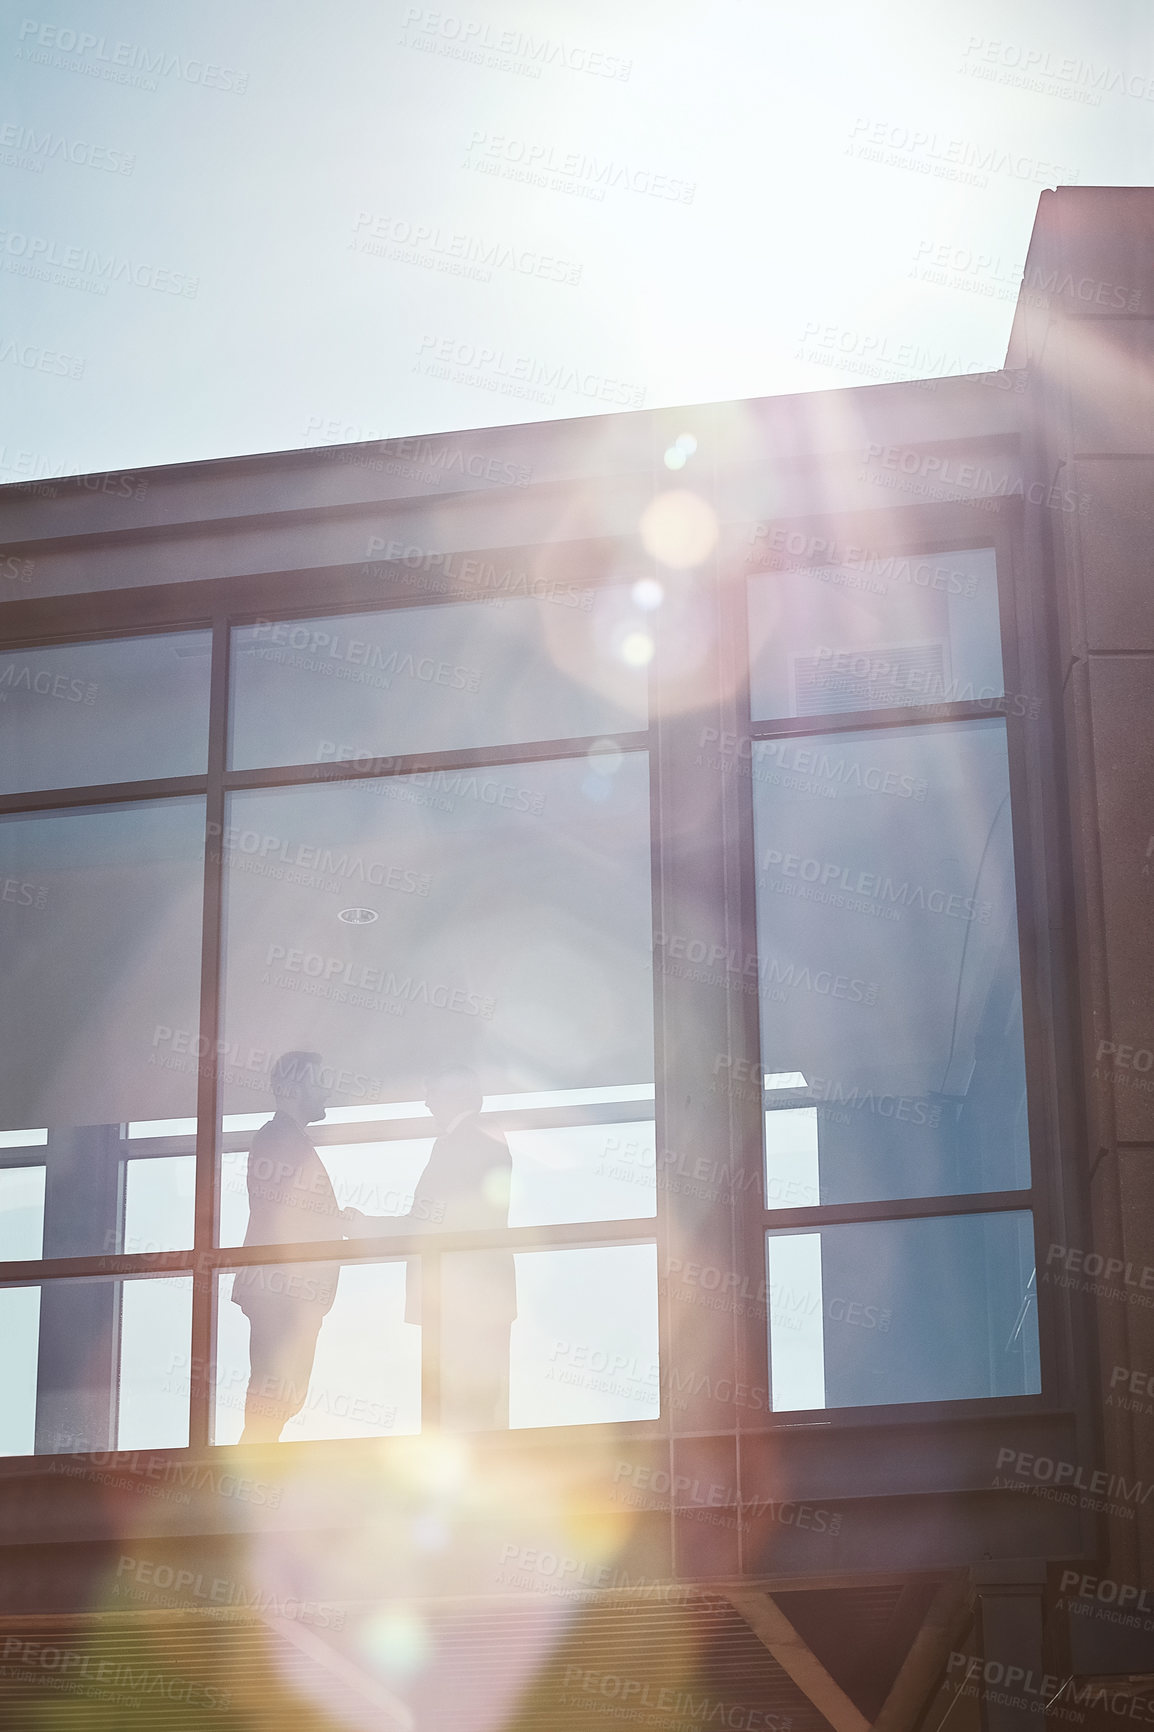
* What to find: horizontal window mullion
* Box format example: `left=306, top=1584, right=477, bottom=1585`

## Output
left=121, top=1100, right=659, bottom=1154
left=0, top=773, right=207, bottom=816
left=747, top=700, right=1013, bottom=744
left=221, top=1217, right=658, bottom=1259
left=0, top=611, right=217, bottom=654
left=222, top=731, right=650, bottom=790
left=760, top=1190, right=1034, bottom=1230
left=222, top=571, right=646, bottom=629
left=0, top=1216, right=658, bottom=1284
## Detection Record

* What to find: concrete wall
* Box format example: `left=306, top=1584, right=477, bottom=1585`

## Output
left=1023, top=185, right=1154, bottom=1612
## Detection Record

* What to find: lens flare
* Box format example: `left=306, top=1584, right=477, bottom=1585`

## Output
left=620, top=630, right=655, bottom=666
left=406, top=1431, right=471, bottom=1497
left=587, top=740, right=624, bottom=775
left=362, top=1605, right=432, bottom=1679
left=639, top=490, right=718, bottom=569
left=662, top=433, right=697, bottom=470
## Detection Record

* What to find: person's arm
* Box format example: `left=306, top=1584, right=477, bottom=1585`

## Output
left=341, top=1148, right=440, bottom=1238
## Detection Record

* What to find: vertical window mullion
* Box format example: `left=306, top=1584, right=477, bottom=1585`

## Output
left=720, top=563, right=778, bottom=1435
left=420, top=1248, right=442, bottom=1429
left=189, top=604, right=230, bottom=1448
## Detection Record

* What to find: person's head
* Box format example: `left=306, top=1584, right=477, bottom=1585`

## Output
left=425, top=1064, right=483, bottom=1130
left=271, top=1051, right=328, bottom=1125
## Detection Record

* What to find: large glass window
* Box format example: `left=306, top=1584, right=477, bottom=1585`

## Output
left=753, top=720, right=1029, bottom=1205
left=0, top=521, right=1052, bottom=1461
left=0, top=631, right=212, bottom=795
left=747, top=544, right=1040, bottom=1413
left=0, top=1274, right=192, bottom=1456
left=0, top=586, right=660, bottom=1452
left=766, top=1213, right=1039, bottom=1411
left=213, top=1258, right=419, bottom=1445
left=229, top=594, right=648, bottom=769
left=748, top=546, right=1003, bottom=720
left=0, top=800, right=205, bottom=1262
left=210, top=1240, right=660, bottom=1443
left=211, top=740, right=656, bottom=1436
left=216, top=755, right=653, bottom=1120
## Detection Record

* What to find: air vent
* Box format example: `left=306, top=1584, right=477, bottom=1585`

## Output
left=793, top=642, right=947, bottom=715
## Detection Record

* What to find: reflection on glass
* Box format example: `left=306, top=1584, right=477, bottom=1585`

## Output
left=229, top=594, right=648, bottom=770
left=767, top=1211, right=1039, bottom=1410
left=0, top=632, right=212, bottom=795
left=748, top=546, right=1002, bottom=720
left=217, top=756, right=654, bottom=1130
left=213, top=1262, right=419, bottom=1444
left=0, top=800, right=205, bottom=1258
left=0, top=1275, right=192, bottom=1455
left=753, top=721, right=1029, bottom=1205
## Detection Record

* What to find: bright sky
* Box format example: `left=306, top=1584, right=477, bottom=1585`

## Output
left=1, top=0, right=1151, bottom=481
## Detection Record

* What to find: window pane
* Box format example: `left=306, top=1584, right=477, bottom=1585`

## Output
left=0, top=1274, right=193, bottom=1456
left=0, top=800, right=205, bottom=1259
left=748, top=546, right=1002, bottom=720
left=214, top=1260, right=420, bottom=1444
left=216, top=754, right=654, bottom=1239
left=123, top=1155, right=195, bottom=1255
left=752, top=721, right=1029, bottom=1204
left=507, top=1120, right=656, bottom=1225
left=229, top=593, right=648, bottom=770
left=447, top=1241, right=660, bottom=1430
left=0, top=1165, right=45, bottom=1260
left=118, top=1276, right=193, bottom=1450
left=0, top=1287, right=39, bottom=1455
left=766, top=1211, right=1039, bottom=1410
left=0, top=632, right=212, bottom=795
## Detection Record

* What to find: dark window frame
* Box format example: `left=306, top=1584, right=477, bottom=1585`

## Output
left=718, top=498, right=1077, bottom=1431
left=0, top=493, right=1090, bottom=1461
left=0, top=574, right=667, bottom=1451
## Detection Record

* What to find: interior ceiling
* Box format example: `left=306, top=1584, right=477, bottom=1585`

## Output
left=0, top=1584, right=944, bottom=1732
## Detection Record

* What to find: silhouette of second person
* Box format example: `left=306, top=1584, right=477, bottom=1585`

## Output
left=346, top=1065, right=516, bottom=1430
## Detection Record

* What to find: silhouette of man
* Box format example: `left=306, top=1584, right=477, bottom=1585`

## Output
left=345, top=1064, right=516, bottom=1429
left=414, top=1066, right=517, bottom=1429
left=232, top=1051, right=348, bottom=1443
